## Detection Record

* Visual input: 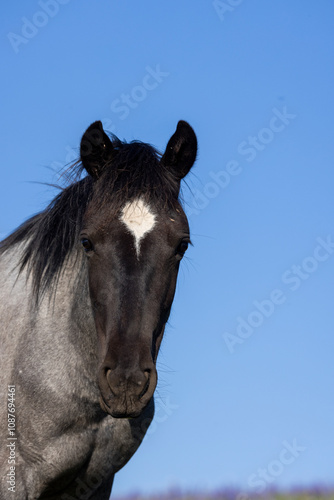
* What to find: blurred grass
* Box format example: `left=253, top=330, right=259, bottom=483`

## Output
left=113, top=488, right=334, bottom=500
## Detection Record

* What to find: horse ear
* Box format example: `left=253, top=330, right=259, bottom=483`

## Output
left=80, top=121, right=115, bottom=179
left=161, top=120, right=197, bottom=179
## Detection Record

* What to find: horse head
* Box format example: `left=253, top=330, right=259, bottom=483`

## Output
left=79, top=121, right=197, bottom=418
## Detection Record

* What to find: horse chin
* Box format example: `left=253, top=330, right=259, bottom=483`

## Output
left=99, top=395, right=147, bottom=419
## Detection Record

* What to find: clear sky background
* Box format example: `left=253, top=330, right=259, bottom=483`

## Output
left=1, top=0, right=334, bottom=496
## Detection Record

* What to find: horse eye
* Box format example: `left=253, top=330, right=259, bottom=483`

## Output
left=176, top=241, right=189, bottom=257
left=81, top=238, right=93, bottom=252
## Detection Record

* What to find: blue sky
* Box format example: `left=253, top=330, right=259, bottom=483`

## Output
left=1, top=0, right=334, bottom=496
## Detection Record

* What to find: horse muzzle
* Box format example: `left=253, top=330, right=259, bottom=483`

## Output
left=98, top=363, right=157, bottom=418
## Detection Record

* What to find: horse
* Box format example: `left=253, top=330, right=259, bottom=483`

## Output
left=0, top=120, right=197, bottom=499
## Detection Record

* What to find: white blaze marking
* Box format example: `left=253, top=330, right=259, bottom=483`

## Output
left=120, top=198, right=156, bottom=256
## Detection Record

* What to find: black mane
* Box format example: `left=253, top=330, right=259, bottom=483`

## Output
left=0, top=137, right=181, bottom=300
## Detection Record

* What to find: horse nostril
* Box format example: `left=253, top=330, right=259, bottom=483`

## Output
left=105, top=368, right=112, bottom=382
left=139, top=370, right=151, bottom=399
left=104, top=368, right=117, bottom=396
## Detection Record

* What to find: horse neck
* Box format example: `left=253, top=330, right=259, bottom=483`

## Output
left=0, top=244, right=105, bottom=430
left=41, top=251, right=97, bottom=358
left=1, top=244, right=98, bottom=377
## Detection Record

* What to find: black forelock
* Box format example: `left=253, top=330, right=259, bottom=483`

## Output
left=88, top=138, right=181, bottom=214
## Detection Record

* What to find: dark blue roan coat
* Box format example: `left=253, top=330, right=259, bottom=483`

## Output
left=0, top=120, right=197, bottom=499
